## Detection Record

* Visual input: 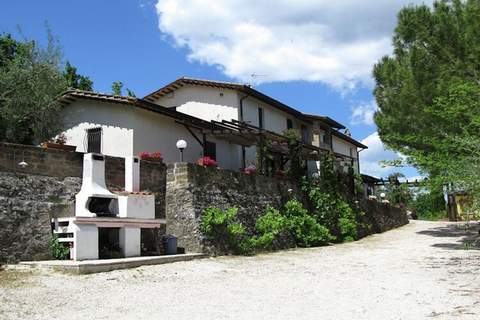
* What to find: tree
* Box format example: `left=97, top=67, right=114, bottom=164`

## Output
left=111, top=81, right=135, bottom=97
left=373, top=0, right=480, bottom=206
left=0, top=33, right=67, bottom=144
left=385, top=173, right=412, bottom=206
left=111, top=81, right=123, bottom=95
left=126, top=88, right=136, bottom=97
left=63, top=61, right=93, bottom=90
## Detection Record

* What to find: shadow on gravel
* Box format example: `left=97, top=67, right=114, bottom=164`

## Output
left=417, top=223, right=480, bottom=251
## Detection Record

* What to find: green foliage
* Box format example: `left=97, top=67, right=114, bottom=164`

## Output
left=385, top=173, right=413, bottom=206
left=126, top=88, right=136, bottom=97
left=63, top=61, right=93, bottom=90
left=200, top=207, right=253, bottom=255
left=0, top=32, right=66, bottom=144
left=250, top=206, right=287, bottom=250
left=0, top=32, right=94, bottom=145
left=111, top=81, right=123, bottom=96
left=283, top=199, right=334, bottom=247
left=49, top=235, right=70, bottom=260
left=412, top=191, right=446, bottom=220
left=373, top=0, right=480, bottom=207
left=302, top=153, right=359, bottom=241
left=282, top=128, right=303, bottom=179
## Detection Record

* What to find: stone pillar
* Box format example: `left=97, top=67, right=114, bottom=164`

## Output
left=165, top=163, right=203, bottom=253
left=73, top=224, right=98, bottom=261
left=120, top=227, right=141, bottom=257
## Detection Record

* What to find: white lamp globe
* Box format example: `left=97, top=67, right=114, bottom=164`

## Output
left=380, top=192, right=386, bottom=198
left=176, top=140, right=187, bottom=150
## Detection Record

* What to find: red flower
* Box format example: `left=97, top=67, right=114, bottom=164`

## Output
left=197, top=156, right=218, bottom=167
left=139, top=151, right=163, bottom=161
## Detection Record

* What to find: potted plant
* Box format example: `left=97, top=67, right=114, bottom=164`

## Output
left=139, top=151, right=163, bottom=162
left=197, top=156, right=218, bottom=167
left=41, top=133, right=77, bottom=152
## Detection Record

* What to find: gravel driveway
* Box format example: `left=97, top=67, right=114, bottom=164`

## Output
left=1, top=220, right=480, bottom=320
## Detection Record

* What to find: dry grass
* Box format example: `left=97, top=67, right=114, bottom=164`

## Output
left=0, top=267, right=35, bottom=289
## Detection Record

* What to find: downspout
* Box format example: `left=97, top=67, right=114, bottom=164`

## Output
left=239, top=93, right=250, bottom=168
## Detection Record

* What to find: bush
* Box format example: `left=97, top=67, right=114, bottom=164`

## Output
left=49, top=235, right=70, bottom=260
left=303, top=178, right=358, bottom=242
left=412, top=191, right=446, bottom=221
left=337, top=201, right=357, bottom=242
left=200, top=207, right=252, bottom=254
left=251, top=206, right=287, bottom=251
left=283, top=199, right=334, bottom=247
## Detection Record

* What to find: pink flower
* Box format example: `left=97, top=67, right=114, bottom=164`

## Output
left=244, top=166, right=256, bottom=175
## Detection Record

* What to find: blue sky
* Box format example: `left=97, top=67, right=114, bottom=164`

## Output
left=0, top=0, right=425, bottom=179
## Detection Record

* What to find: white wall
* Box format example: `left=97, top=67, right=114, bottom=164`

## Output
left=60, top=100, right=242, bottom=170
left=62, top=102, right=135, bottom=158
left=332, top=135, right=359, bottom=173
left=153, top=85, right=239, bottom=122
left=242, top=97, right=308, bottom=135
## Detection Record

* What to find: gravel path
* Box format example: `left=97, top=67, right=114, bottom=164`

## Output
left=1, top=220, right=480, bottom=320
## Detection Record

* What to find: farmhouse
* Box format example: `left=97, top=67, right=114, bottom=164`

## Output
left=59, top=77, right=366, bottom=174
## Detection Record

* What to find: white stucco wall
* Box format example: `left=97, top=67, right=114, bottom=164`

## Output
left=242, top=97, right=307, bottom=135
left=60, top=100, right=242, bottom=170
left=61, top=102, right=135, bottom=158
left=153, top=85, right=239, bottom=122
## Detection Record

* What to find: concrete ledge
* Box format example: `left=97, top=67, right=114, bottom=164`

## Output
left=19, top=253, right=207, bottom=274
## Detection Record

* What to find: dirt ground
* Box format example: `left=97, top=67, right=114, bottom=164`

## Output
left=1, top=220, right=480, bottom=320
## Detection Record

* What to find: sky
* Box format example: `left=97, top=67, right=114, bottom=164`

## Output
left=0, top=0, right=429, bottom=179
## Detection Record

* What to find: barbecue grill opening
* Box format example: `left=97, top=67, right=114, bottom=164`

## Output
left=86, top=197, right=118, bottom=217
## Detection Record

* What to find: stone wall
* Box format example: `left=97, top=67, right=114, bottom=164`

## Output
left=0, top=172, right=81, bottom=262
left=0, top=142, right=166, bottom=218
left=357, top=200, right=409, bottom=238
left=166, top=163, right=300, bottom=254
left=166, top=162, right=408, bottom=255
left=0, top=143, right=167, bottom=262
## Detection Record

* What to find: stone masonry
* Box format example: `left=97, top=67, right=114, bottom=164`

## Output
left=165, top=162, right=301, bottom=254
left=166, top=162, right=408, bottom=255
left=0, top=143, right=167, bottom=262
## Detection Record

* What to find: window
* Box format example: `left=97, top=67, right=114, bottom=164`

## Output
left=301, top=125, right=309, bottom=143
left=204, top=141, right=217, bottom=160
left=258, top=107, right=264, bottom=129
left=87, top=127, right=102, bottom=153
left=286, top=119, right=293, bottom=129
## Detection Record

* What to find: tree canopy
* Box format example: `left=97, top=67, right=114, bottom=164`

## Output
left=0, top=33, right=94, bottom=145
left=64, top=61, right=93, bottom=91
left=373, top=0, right=480, bottom=207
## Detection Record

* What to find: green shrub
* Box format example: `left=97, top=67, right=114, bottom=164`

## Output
left=283, top=199, right=334, bottom=247
left=200, top=207, right=253, bottom=254
left=251, top=206, right=287, bottom=251
left=412, top=191, right=446, bottom=221
left=49, top=235, right=70, bottom=260
left=303, top=178, right=359, bottom=242
left=337, top=200, right=357, bottom=242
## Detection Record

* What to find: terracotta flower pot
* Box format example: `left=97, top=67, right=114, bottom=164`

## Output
left=41, top=142, right=77, bottom=152
left=141, top=156, right=163, bottom=163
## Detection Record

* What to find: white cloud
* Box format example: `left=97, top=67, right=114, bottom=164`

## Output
left=351, top=100, right=377, bottom=126
left=359, top=132, right=402, bottom=178
left=155, top=0, right=431, bottom=90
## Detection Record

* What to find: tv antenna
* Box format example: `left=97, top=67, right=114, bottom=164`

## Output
left=249, top=73, right=268, bottom=86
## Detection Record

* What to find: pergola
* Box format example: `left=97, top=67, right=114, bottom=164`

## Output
left=175, top=117, right=356, bottom=170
